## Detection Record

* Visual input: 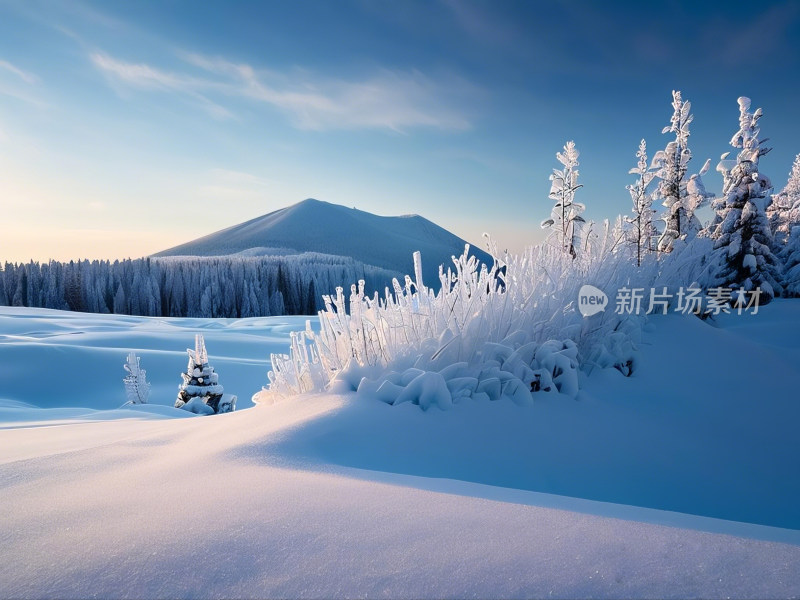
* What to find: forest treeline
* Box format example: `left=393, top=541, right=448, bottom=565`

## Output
left=0, top=253, right=400, bottom=317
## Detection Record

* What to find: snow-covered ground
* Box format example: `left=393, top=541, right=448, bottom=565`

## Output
left=0, top=307, right=307, bottom=420
left=1, top=304, right=800, bottom=598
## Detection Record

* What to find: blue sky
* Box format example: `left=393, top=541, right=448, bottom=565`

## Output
left=1, top=0, right=799, bottom=262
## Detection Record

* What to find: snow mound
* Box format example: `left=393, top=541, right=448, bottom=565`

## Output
left=264, top=300, right=800, bottom=532
left=352, top=338, right=581, bottom=410
left=179, top=396, right=215, bottom=415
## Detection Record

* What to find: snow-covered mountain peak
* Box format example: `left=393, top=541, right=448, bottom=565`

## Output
left=153, top=198, right=492, bottom=285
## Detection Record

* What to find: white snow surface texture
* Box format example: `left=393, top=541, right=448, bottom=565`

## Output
left=1, top=305, right=800, bottom=598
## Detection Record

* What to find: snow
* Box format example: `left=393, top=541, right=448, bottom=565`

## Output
left=269, top=304, right=800, bottom=532
left=0, top=306, right=308, bottom=414
left=2, top=304, right=800, bottom=597
left=179, top=395, right=215, bottom=414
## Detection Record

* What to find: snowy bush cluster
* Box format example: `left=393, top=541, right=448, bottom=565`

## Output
left=259, top=92, right=800, bottom=409
left=256, top=242, right=652, bottom=407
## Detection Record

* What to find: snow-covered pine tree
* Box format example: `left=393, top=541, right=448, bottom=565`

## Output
left=766, top=152, right=800, bottom=246
left=625, top=139, right=658, bottom=266
left=653, top=91, right=696, bottom=253
left=704, top=97, right=782, bottom=302
left=779, top=225, right=800, bottom=296
left=541, top=141, right=585, bottom=259
left=175, top=334, right=235, bottom=414
left=123, top=351, right=150, bottom=405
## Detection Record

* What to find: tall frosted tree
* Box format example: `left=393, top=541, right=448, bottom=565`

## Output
left=653, top=91, right=701, bottom=253
left=541, top=141, right=585, bottom=259
left=625, top=139, right=658, bottom=266
left=766, top=152, right=800, bottom=245
left=705, top=97, right=782, bottom=302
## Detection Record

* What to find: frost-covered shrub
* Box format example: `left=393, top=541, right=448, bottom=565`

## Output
left=255, top=235, right=656, bottom=409
left=122, top=351, right=150, bottom=406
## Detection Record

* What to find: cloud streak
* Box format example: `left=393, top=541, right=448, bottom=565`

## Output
left=0, top=59, right=39, bottom=84
left=89, top=53, right=233, bottom=119
left=0, top=59, right=47, bottom=108
left=90, top=51, right=476, bottom=132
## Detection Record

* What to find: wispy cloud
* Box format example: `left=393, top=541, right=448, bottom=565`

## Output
left=207, top=168, right=274, bottom=187
left=0, top=59, right=47, bottom=108
left=89, top=53, right=234, bottom=120
left=0, top=59, right=39, bottom=84
left=90, top=53, right=189, bottom=89
left=90, top=50, right=476, bottom=132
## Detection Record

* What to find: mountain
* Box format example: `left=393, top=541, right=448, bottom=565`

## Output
left=153, top=198, right=493, bottom=286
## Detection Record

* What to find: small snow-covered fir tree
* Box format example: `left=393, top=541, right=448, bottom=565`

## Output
left=704, top=97, right=782, bottom=302
left=175, top=334, right=235, bottom=414
left=541, top=141, right=585, bottom=259
left=625, top=139, right=658, bottom=266
left=766, top=153, right=800, bottom=245
left=123, top=351, right=150, bottom=405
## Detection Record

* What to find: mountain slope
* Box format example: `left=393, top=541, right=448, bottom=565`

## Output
left=153, top=198, right=492, bottom=285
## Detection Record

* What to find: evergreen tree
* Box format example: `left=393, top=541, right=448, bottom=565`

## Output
left=306, top=278, right=317, bottom=315
left=64, top=263, right=84, bottom=312
left=766, top=152, right=800, bottom=245
left=269, top=290, right=285, bottom=316
left=113, top=284, right=127, bottom=314
left=779, top=226, right=800, bottom=296
left=175, top=334, right=235, bottom=414
left=704, top=97, right=782, bottom=302
left=541, top=141, right=585, bottom=259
